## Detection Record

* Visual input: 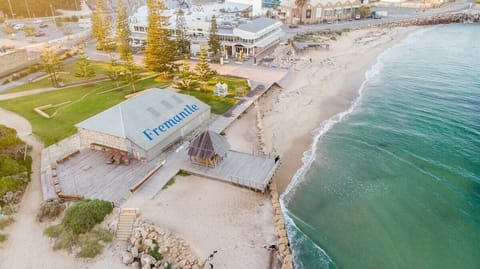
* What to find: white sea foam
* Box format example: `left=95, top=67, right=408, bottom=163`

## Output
left=278, top=28, right=428, bottom=267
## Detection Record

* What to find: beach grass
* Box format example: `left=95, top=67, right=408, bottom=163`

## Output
left=0, top=78, right=170, bottom=146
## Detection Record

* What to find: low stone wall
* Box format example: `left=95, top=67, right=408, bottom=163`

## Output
left=379, top=11, right=480, bottom=27
left=122, top=218, right=202, bottom=269
left=0, top=49, right=31, bottom=78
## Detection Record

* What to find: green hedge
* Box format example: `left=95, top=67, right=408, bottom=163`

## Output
left=62, top=199, right=113, bottom=234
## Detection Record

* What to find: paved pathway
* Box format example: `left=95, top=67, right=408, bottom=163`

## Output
left=0, top=71, right=46, bottom=93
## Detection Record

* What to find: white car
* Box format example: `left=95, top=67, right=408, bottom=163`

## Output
left=13, top=23, right=25, bottom=30
left=33, top=19, right=43, bottom=24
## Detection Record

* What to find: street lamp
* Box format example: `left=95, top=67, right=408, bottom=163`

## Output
left=7, top=0, right=15, bottom=20
left=24, top=0, right=32, bottom=18
left=50, top=4, right=58, bottom=31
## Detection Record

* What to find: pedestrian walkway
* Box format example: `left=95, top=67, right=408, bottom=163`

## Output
left=0, top=71, right=46, bottom=93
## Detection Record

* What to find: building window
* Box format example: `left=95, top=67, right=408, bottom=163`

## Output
left=306, top=9, right=311, bottom=19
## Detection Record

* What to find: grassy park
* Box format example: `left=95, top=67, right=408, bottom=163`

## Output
left=0, top=56, right=248, bottom=145
left=2, top=61, right=115, bottom=94
left=0, top=77, right=171, bottom=146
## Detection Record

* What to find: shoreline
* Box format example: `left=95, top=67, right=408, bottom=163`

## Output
left=261, top=26, right=418, bottom=195
left=0, top=26, right=419, bottom=269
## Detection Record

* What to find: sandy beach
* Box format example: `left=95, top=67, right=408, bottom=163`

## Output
left=259, top=27, right=415, bottom=193
left=0, top=26, right=415, bottom=268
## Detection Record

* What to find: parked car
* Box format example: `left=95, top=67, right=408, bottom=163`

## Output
left=33, top=19, right=43, bottom=24
left=355, top=14, right=361, bottom=20
left=39, top=23, right=48, bottom=28
left=34, top=31, right=46, bottom=37
left=288, top=24, right=299, bottom=29
left=13, top=23, right=25, bottom=30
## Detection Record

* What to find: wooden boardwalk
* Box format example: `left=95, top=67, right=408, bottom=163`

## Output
left=178, top=150, right=279, bottom=192
left=54, top=149, right=157, bottom=204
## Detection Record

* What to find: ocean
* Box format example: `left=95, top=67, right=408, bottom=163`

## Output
left=281, top=24, right=480, bottom=269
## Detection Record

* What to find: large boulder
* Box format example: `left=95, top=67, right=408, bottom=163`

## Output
left=141, top=254, right=156, bottom=265
left=131, top=261, right=140, bottom=269
left=122, top=251, right=134, bottom=265
left=131, top=245, right=139, bottom=258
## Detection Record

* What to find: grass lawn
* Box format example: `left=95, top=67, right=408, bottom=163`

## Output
left=2, top=61, right=126, bottom=94
left=205, top=76, right=250, bottom=95
left=180, top=90, right=237, bottom=115
left=0, top=77, right=171, bottom=146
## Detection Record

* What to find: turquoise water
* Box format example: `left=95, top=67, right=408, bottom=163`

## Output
left=282, top=24, right=480, bottom=269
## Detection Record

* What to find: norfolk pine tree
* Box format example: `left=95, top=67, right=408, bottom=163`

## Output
left=75, top=48, right=95, bottom=78
left=91, top=0, right=112, bottom=51
left=174, top=57, right=199, bottom=94
left=208, top=15, right=221, bottom=57
left=175, top=9, right=190, bottom=57
left=144, top=0, right=177, bottom=74
left=194, top=46, right=217, bottom=91
left=115, top=1, right=132, bottom=62
left=123, top=60, right=140, bottom=92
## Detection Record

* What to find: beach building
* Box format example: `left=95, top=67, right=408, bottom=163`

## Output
left=188, top=130, right=230, bottom=167
left=277, top=0, right=363, bottom=24
left=76, top=89, right=210, bottom=161
left=128, top=3, right=283, bottom=58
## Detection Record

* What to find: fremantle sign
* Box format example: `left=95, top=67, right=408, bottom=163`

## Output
left=142, top=104, right=199, bottom=141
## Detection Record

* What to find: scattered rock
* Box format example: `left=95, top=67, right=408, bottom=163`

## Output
left=122, top=251, right=134, bottom=265
left=131, top=246, right=139, bottom=258
left=131, top=261, right=140, bottom=269
left=141, top=254, right=156, bottom=265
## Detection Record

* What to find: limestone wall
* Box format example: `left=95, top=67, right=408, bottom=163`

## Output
left=0, top=49, right=29, bottom=78
left=78, top=128, right=129, bottom=153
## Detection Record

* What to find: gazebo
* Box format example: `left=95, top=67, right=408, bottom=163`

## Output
left=187, top=130, right=230, bottom=167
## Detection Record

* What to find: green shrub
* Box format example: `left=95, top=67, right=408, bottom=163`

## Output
left=62, top=199, right=112, bottom=234
left=0, top=177, right=24, bottom=197
left=44, top=224, right=64, bottom=238
left=0, top=155, right=27, bottom=177
left=0, top=216, right=14, bottom=230
left=162, top=178, right=175, bottom=190
left=177, top=170, right=190, bottom=177
left=54, top=229, right=77, bottom=250
left=92, top=226, right=113, bottom=243
left=148, top=241, right=163, bottom=261
left=0, top=233, right=7, bottom=242
left=77, top=239, right=103, bottom=258
left=36, top=198, right=65, bottom=222
left=77, top=228, right=111, bottom=258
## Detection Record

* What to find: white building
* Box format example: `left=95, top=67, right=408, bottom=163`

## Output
left=128, top=2, right=284, bottom=58
left=76, top=89, right=210, bottom=161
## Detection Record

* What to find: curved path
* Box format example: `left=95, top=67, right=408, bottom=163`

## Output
left=0, top=108, right=126, bottom=269
left=0, top=108, right=82, bottom=268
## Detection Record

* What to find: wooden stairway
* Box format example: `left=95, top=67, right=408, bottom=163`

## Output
left=117, top=208, right=138, bottom=241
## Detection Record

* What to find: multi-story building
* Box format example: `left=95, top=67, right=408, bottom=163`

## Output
left=277, top=0, right=363, bottom=24
left=128, top=2, right=284, bottom=59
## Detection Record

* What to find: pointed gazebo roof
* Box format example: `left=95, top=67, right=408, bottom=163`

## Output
left=188, top=130, right=230, bottom=160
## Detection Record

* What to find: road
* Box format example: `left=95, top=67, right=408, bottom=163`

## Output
left=282, top=0, right=473, bottom=36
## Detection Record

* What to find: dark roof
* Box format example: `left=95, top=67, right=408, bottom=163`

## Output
left=188, top=130, right=230, bottom=159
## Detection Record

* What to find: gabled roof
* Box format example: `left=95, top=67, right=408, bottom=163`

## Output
left=76, top=89, right=209, bottom=150
left=188, top=130, right=230, bottom=159
left=236, top=17, right=278, bottom=34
